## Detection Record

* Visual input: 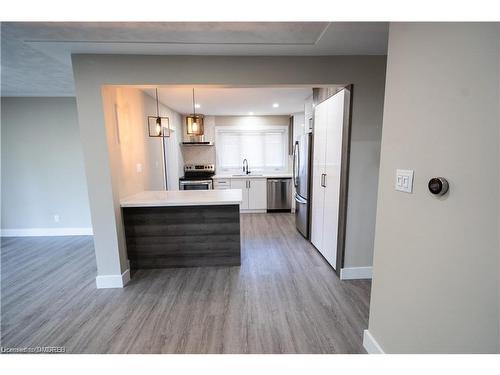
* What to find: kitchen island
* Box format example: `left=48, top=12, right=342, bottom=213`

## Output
left=120, top=190, right=242, bottom=269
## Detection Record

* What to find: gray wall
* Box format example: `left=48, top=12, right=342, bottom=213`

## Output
left=368, top=23, right=500, bottom=353
left=71, top=55, right=386, bottom=278
left=101, top=87, right=183, bottom=196
left=1, top=97, right=91, bottom=231
left=344, top=75, right=385, bottom=268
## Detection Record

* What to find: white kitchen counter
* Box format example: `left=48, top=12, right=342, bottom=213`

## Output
left=212, top=173, right=292, bottom=180
left=120, top=189, right=243, bottom=208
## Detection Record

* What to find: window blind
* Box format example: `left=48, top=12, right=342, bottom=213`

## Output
left=216, top=126, right=288, bottom=173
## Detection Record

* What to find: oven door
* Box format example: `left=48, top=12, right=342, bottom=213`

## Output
left=179, top=179, right=213, bottom=190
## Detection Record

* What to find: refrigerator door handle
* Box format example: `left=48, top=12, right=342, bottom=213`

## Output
left=294, top=192, right=307, bottom=204
left=292, top=141, right=299, bottom=188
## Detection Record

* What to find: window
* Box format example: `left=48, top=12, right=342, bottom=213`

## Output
left=215, top=124, right=288, bottom=173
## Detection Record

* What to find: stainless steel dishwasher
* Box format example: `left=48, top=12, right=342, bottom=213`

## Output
left=267, top=178, right=292, bottom=212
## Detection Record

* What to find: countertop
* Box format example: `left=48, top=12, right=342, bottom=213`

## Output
left=120, top=189, right=243, bottom=208
left=213, top=173, right=292, bottom=180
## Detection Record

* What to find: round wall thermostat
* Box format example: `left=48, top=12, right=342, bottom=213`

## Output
left=428, top=177, right=449, bottom=196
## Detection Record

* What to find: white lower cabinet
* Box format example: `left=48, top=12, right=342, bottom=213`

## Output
left=230, top=179, right=250, bottom=210
left=247, top=179, right=267, bottom=210
left=214, top=178, right=231, bottom=190
left=231, top=178, right=267, bottom=211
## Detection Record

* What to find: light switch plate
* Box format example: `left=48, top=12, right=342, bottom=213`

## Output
left=395, top=169, right=414, bottom=193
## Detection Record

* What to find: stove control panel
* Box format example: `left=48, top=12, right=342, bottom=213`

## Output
left=184, top=164, right=215, bottom=172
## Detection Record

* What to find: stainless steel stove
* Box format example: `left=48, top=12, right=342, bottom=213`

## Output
left=179, top=164, right=215, bottom=190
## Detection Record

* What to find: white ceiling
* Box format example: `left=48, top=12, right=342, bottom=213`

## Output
left=1, top=22, right=388, bottom=96
left=143, top=86, right=314, bottom=116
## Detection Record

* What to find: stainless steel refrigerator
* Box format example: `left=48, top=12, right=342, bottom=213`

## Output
left=293, top=133, right=312, bottom=238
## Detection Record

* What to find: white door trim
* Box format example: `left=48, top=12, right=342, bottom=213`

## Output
left=340, top=266, right=373, bottom=280
left=1, top=227, right=93, bottom=237
left=363, top=330, right=385, bottom=354
left=95, top=268, right=131, bottom=289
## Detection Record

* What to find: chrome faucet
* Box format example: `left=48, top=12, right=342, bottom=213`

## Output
left=242, top=159, right=249, bottom=175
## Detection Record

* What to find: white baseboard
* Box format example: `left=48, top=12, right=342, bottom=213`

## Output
left=95, top=268, right=130, bottom=289
left=340, top=266, right=373, bottom=280
left=0, top=227, right=93, bottom=237
left=363, top=330, right=385, bottom=354
left=240, top=209, right=267, bottom=214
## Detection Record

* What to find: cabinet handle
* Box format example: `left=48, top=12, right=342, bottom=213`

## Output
left=248, top=180, right=251, bottom=189
left=321, top=174, right=327, bottom=188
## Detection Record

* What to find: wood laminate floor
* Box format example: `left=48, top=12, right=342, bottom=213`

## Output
left=1, top=213, right=371, bottom=353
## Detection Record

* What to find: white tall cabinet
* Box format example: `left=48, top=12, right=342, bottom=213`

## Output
left=310, top=89, right=346, bottom=269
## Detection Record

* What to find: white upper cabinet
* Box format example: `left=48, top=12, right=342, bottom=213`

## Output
left=304, top=95, right=314, bottom=134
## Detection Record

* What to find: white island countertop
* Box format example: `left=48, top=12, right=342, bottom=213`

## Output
left=120, top=189, right=243, bottom=208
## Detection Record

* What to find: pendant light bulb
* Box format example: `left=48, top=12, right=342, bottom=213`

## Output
left=191, top=88, right=198, bottom=133
left=156, top=89, right=162, bottom=135
left=185, top=88, right=204, bottom=136
left=147, top=88, right=170, bottom=138
left=156, top=117, right=162, bottom=136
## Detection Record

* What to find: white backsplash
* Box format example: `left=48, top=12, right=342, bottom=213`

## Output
left=181, top=145, right=216, bottom=165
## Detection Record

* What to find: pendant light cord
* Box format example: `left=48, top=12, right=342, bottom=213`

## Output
left=192, top=88, right=196, bottom=116
left=155, top=88, right=160, bottom=117
left=155, top=88, right=167, bottom=188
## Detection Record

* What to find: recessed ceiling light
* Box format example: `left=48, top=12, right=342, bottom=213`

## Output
left=248, top=112, right=254, bottom=115
left=272, top=103, right=279, bottom=108
left=194, top=104, right=201, bottom=109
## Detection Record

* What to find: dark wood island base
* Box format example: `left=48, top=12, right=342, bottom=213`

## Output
left=123, top=204, right=241, bottom=269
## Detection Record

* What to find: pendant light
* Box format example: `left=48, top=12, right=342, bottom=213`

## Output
left=186, top=88, right=204, bottom=136
left=147, top=88, right=170, bottom=137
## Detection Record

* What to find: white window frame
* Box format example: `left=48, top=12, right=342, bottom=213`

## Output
left=215, top=124, right=289, bottom=174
